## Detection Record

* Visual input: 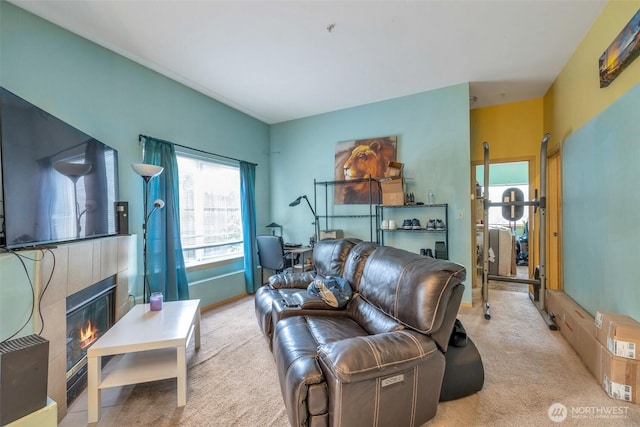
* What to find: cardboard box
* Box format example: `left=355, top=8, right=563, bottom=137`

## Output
left=601, top=350, right=640, bottom=403
left=546, top=290, right=565, bottom=324
left=559, top=294, right=592, bottom=348
left=595, top=311, right=640, bottom=360
left=488, top=227, right=513, bottom=277
left=380, top=178, right=405, bottom=206
left=559, top=313, right=579, bottom=348
left=319, top=229, right=344, bottom=240
left=384, top=161, right=404, bottom=178
left=546, top=291, right=590, bottom=333
left=576, top=318, right=602, bottom=380
left=545, top=290, right=594, bottom=351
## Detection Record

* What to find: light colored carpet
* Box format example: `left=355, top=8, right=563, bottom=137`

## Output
left=61, top=289, right=640, bottom=426
left=434, top=289, right=640, bottom=426
left=487, top=280, right=529, bottom=293
left=114, top=297, right=288, bottom=427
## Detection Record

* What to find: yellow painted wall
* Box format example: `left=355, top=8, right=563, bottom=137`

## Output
left=470, top=98, right=544, bottom=164
left=544, top=1, right=640, bottom=150
left=470, top=2, right=640, bottom=292
left=471, top=1, right=640, bottom=187
left=469, top=98, right=543, bottom=286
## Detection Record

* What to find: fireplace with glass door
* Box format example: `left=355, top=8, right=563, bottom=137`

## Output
left=66, top=275, right=116, bottom=406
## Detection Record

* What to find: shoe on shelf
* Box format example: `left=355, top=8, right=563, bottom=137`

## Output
left=411, top=218, right=421, bottom=229
left=426, top=219, right=436, bottom=231
left=388, top=220, right=397, bottom=230
left=380, top=219, right=389, bottom=230
left=435, top=219, right=446, bottom=230
left=402, top=219, right=412, bottom=230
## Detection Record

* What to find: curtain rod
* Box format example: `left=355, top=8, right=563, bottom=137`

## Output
left=138, top=134, right=258, bottom=166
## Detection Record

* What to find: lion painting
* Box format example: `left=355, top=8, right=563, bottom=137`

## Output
left=334, top=136, right=397, bottom=204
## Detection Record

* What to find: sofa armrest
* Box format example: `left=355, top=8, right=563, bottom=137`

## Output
left=268, top=271, right=316, bottom=289
left=318, top=330, right=440, bottom=384
left=293, top=291, right=343, bottom=310
left=272, top=293, right=346, bottom=325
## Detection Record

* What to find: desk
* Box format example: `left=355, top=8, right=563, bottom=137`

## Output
left=285, top=245, right=313, bottom=272
left=87, top=300, right=201, bottom=423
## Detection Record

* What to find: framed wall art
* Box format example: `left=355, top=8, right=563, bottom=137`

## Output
left=334, top=136, right=397, bottom=204
left=599, top=9, right=640, bottom=88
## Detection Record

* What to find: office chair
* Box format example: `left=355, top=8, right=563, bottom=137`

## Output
left=256, top=235, right=297, bottom=284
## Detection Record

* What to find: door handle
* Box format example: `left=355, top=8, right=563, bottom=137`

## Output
left=553, top=232, right=558, bottom=237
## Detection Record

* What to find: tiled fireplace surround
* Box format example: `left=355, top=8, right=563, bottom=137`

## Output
left=38, top=235, right=136, bottom=421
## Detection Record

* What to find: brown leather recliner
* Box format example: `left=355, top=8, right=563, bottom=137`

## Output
left=254, top=238, right=363, bottom=349
left=259, top=241, right=466, bottom=426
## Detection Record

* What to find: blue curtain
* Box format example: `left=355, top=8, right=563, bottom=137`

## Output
left=142, top=137, right=190, bottom=301
left=240, top=161, right=258, bottom=293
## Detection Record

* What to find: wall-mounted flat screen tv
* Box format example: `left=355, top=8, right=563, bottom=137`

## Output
left=0, top=87, right=119, bottom=249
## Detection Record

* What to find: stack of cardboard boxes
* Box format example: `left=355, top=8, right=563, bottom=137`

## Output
left=547, top=290, right=640, bottom=404
left=380, top=161, right=405, bottom=206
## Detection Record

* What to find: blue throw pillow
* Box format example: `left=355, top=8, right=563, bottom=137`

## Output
left=307, top=276, right=352, bottom=308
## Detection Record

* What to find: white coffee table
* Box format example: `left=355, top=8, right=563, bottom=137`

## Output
left=87, top=299, right=201, bottom=423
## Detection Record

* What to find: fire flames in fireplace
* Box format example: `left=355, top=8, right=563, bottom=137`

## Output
left=79, top=320, right=99, bottom=349
left=66, top=275, right=116, bottom=406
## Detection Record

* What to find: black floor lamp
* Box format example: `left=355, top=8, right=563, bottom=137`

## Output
left=289, top=195, right=319, bottom=243
left=131, top=163, right=165, bottom=303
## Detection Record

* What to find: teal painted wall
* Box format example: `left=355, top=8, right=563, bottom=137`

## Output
left=270, top=84, right=474, bottom=304
left=0, top=1, right=475, bottom=323
left=0, top=251, right=38, bottom=340
left=188, top=260, right=247, bottom=305
left=0, top=2, right=270, bottom=323
left=476, top=162, right=529, bottom=186
left=562, top=83, right=640, bottom=319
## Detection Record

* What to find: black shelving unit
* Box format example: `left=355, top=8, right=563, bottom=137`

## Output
left=377, top=203, right=449, bottom=259
left=314, top=178, right=380, bottom=242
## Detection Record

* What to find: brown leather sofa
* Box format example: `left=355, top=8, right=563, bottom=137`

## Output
left=255, top=239, right=466, bottom=426
left=254, top=238, right=363, bottom=349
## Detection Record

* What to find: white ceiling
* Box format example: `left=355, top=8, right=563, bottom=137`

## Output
left=10, top=0, right=607, bottom=124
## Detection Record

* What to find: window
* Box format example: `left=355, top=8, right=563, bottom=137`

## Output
left=486, top=184, right=530, bottom=229
left=176, top=153, right=243, bottom=267
left=476, top=161, right=530, bottom=234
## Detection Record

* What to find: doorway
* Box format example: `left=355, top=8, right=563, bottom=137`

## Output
left=471, top=160, right=534, bottom=290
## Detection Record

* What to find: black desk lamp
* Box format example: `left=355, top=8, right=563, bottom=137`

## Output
left=266, top=222, right=283, bottom=236
left=289, top=195, right=319, bottom=242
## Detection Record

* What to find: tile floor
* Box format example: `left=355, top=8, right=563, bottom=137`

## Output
left=59, top=355, right=134, bottom=427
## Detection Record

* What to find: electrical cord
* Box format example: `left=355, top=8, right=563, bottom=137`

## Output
left=0, top=200, right=5, bottom=246
left=38, top=248, right=55, bottom=335
left=0, top=247, right=55, bottom=343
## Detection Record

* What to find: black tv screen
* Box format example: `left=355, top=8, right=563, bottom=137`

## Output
left=0, top=87, right=119, bottom=249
